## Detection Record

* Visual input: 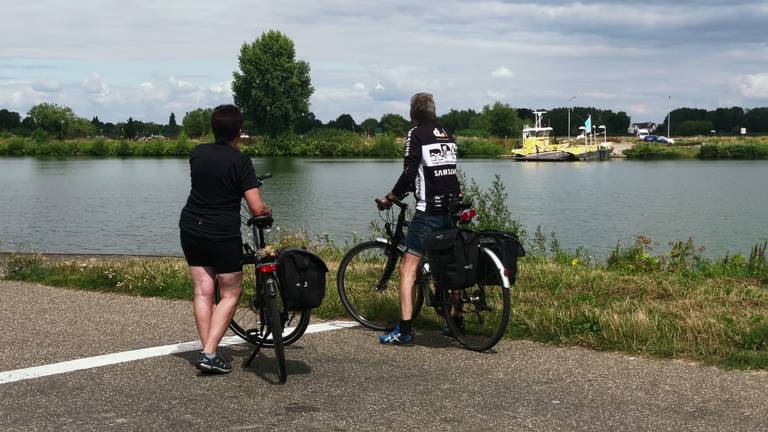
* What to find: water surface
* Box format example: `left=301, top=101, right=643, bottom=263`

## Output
left=1, top=157, right=766, bottom=257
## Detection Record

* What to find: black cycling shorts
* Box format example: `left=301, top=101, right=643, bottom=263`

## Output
left=180, top=230, right=243, bottom=274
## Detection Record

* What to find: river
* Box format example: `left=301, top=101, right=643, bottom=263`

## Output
left=0, top=157, right=766, bottom=257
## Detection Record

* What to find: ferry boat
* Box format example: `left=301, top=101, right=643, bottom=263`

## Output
left=510, top=111, right=613, bottom=161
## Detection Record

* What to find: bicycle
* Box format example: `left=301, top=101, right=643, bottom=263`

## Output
left=215, top=173, right=311, bottom=384
left=336, top=194, right=512, bottom=352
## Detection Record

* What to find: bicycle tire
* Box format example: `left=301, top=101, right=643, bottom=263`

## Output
left=216, top=280, right=311, bottom=348
left=266, top=284, right=287, bottom=384
left=337, top=240, right=424, bottom=331
left=440, top=248, right=510, bottom=352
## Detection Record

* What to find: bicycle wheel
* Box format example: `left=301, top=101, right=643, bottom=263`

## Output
left=337, top=241, right=424, bottom=331
left=440, top=248, right=510, bottom=352
left=217, top=277, right=311, bottom=347
left=266, top=284, right=287, bottom=384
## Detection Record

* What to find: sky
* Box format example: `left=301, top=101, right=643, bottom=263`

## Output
left=1, top=0, right=767, bottom=126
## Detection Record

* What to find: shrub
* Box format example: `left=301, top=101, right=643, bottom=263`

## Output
left=457, top=137, right=505, bottom=157
left=369, top=134, right=400, bottom=158
left=88, top=138, right=108, bottom=156
left=460, top=172, right=525, bottom=240
left=5, top=138, right=26, bottom=155
left=698, top=143, right=768, bottom=160
left=624, top=143, right=689, bottom=159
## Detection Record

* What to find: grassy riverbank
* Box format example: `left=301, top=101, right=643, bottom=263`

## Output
left=3, top=236, right=767, bottom=370
left=624, top=136, right=768, bottom=160
left=0, top=132, right=509, bottom=158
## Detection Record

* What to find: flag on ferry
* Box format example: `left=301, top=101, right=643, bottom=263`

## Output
left=584, top=115, right=592, bottom=133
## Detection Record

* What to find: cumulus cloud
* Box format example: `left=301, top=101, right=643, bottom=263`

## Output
left=741, top=73, right=768, bottom=98
left=31, top=78, right=61, bottom=93
left=491, top=67, right=515, bottom=79
left=1, top=1, right=767, bottom=122
left=82, top=73, right=105, bottom=94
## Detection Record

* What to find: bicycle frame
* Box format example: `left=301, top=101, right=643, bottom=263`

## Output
left=373, top=198, right=511, bottom=308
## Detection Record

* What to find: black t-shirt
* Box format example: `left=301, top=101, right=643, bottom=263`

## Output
left=179, top=141, right=262, bottom=240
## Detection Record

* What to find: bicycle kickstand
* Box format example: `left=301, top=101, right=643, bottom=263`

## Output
left=244, top=326, right=267, bottom=367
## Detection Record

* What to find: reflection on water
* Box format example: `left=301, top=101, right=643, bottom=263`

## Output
left=0, top=157, right=766, bottom=257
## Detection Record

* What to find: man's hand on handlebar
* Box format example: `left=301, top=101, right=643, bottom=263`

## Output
left=375, top=192, right=398, bottom=211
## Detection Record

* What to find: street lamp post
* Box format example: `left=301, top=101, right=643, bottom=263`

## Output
left=568, top=96, right=576, bottom=141
left=667, top=95, right=671, bottom=138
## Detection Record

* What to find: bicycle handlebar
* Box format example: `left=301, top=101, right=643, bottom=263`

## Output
left=256, top=173, right=272, bottom=181
left=375, top=193, right=408, bottom=211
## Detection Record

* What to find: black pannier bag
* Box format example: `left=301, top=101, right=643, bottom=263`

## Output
left=277, top=248, right=329, bottom=310
left=425, top=228, right=480, bottom=290
left=476, top=231, right=526, bottom=285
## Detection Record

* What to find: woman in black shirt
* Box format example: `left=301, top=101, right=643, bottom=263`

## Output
left=179, top=105, right=270, bottom=374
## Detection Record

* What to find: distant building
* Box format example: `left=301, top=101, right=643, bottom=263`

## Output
left=628, top=122, right=658, bottom=135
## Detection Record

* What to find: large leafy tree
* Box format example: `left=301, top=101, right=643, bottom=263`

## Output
left=294, top=112, right=323, bottom=134
left=440, top=109, right=479, bottom=135
left=182, top=108, right=213, bottom=138
left=481, top=102, right=522, bottom=138
left=232, top=30, right=314, bottom=137
left=360, top=118, right=379, bottom=133
left=745, top=107, right=768, bottom=133
left=0, top=109, right=21, bottom=131
left=330, top=113, right=357, bottom=131
left=27, top=103, right=94, bottom=139
left=379, top=113, right=410, bottom=136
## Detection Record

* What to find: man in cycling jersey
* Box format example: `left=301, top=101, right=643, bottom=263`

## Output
left=377, top=92, right=462, bottom=345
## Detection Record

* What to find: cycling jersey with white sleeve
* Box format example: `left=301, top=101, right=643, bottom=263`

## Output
left=390, top=120, right=462, bottom=213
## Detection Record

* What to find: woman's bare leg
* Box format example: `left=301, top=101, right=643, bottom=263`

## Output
left=203, top=271, right=243, bottom=354
left=190, top=266, right=216, bottom=348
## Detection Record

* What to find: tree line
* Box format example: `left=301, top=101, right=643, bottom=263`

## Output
left=658, top=107, right=768, bottom=136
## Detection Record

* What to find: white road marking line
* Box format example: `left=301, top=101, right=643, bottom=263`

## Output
left=0, top=320, right=359, bottom=385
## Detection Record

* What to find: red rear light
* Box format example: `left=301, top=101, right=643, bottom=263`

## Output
left=460, top=208, right=477, bottom=222
left=259, top=263, right=278, bottom=273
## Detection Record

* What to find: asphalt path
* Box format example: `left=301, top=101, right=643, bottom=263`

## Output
left=1, top=281, right=767, bottom=431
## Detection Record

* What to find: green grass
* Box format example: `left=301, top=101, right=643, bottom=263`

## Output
left=4, top=237, right=767, bottom=370
left=624, top=136, right=768, bottom=160
left=624, top=143, right=698, bottom=159
left=698, top=142, right=768, bottom=159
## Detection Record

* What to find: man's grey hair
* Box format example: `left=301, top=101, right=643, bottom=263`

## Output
left=410, top=93, right=436, bottom=123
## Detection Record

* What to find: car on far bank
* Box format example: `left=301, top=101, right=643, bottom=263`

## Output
left=642, top=135, right=675, bottom=145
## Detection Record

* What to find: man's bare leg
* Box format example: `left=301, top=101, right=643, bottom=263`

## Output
left=399, top=252, right=422, bottom=321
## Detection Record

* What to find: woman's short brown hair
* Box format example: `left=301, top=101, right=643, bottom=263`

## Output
left=211, top=104, right=243, bottom=141
left=410, top=93, right=436, bottom=124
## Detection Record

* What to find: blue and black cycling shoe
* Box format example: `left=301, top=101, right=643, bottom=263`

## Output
left=379, top=325, right=414, bottom=346
left=199, top=353, right=232, bottom=374
left=195, top=351, right=206, bottom=369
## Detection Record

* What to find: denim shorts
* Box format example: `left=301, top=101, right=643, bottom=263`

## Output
left=404, top=211, right=452, bottom=257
